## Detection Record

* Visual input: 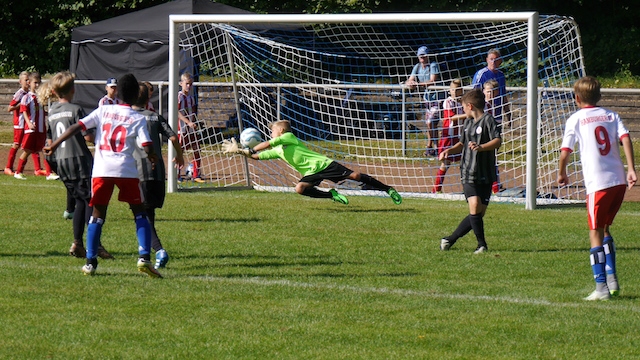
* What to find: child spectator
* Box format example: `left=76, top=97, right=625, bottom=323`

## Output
left=557, top=76, right=637, bottom=301
left=433, top=79, right=466, bottom=193
left=133, top=83, right=184, bottom=269
left=178, top=72, right=204, bottom=183
left=483, top=79, right=509, bottom=193
left=97, top=77, right=121, bottom=107
left=438, top=89, right=502, bottom=253
left=222, top=120, right=402, bottom=205
left=40, top=71, right=113, bottom=259
left=44, top=73, right=161, bottom=278
left=5, top=71, right=30, bottom=176
left=14, top=72, right=51, bottom=179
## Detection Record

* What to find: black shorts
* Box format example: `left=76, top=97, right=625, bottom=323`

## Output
left=299, top=161, right=353, bottom=186
left=463, top=183, right=492, bottom=205
left=63, top=178, right=92, bottom=203
left=141, top=180, right=166, bottom=209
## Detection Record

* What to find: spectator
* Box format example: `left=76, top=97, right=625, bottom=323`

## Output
left=472, top=48, right=511, bottom=124
left=405, top=46, right=440, bottom=157
left=178, top=72, right=204, bottom=183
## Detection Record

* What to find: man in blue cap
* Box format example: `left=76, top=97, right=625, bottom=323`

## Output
left=406, top=46, right=440, bottom=157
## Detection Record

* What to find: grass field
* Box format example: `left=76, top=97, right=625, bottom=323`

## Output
left=2, top=176, right=640, bottom=359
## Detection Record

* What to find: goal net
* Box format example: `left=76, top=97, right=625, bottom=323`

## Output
left=168, top=13, right=586, bottom=207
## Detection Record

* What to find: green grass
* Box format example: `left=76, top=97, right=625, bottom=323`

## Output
left=2, top=176, right=640, bottom=359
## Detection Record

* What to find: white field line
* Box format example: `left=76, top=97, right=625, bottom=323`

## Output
left=190, top=275, right=640, bottom=311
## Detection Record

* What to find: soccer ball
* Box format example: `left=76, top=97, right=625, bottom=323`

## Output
left=240, top=128, right=262, bottom=148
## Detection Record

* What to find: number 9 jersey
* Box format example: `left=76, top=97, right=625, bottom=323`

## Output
left=80, top=104, right=152, bottom=179
left=560, top=106, right=629, bottom=194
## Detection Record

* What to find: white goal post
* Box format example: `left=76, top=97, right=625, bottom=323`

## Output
left=167, top=12, right=584, bottom=209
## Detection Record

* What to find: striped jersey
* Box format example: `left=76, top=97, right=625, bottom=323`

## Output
left=560, top=106, right=629, bottom=194
left=98, top=95, right=122, bottom=107
left=178, top=91, right=197, bottom=134
left=47, top=102, right=93, bottom=181
left=80, top=104, right=152, bottom=179
left=20, top=91, right=45, bottom=134
left=484, top=95, right=504, bottom=124
left=10, top=88, right=28, bottom=128
left=133, top=108, right=177, bottom=182
left=459, top=112, right=501, bottom=184
left=442, top=96, right=462, bottom=140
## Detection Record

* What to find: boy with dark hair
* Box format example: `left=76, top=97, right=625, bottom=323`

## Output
left=45, top=73, right=161, bottom=278
left=222, top=120, right=402, bottom=205
left=558, top=76, right=636, bottom=301
left=133, top=84, right=184, bottom=269
left=438, top=89, right=502, bottom=253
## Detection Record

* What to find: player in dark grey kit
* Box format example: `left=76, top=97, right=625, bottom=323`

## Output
left=133, top=84, right=184, bottom=269
left=42, top=71, right=113, bottom=259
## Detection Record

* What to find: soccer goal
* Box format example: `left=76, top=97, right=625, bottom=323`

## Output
left=168, top=12, right=586, bottom=209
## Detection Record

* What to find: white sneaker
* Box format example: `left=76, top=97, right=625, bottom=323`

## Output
left=46, top=173, right=60, bottom=180
left=473, top=246, right=487, bottom=254
left=82, top=264, right=96, bottom=276
left=583, top=290, right=611, bottom=301
left=440, top=238, right=451, bottom=251
left=14, top=173, right=26, bottom=180
left=63, top=211, right=74, bottom=220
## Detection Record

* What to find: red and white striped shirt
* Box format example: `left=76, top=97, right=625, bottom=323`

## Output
left=10, top=88, right=28, bottom=129
left=20, top=91, right=45, bottom=134
left=178, top=91, right=196, bottom=134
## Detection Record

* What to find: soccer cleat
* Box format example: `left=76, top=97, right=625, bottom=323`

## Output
left=69, top=242, right=86, bottom=258
left=473, top=245, right=488, bottom=254
left=82, top=264, right=96, bottom=276
left=4, top=168, right=14, bottom=176
left=387, top=188, right=402, bottom=205
left=34, top=169, right=47, bottom=176
left=440, top=238, right=451, bottom=251
left=46, top=173, right=60, bottom=180
left=97, top=246, right=114, bottom=260
left=63, top=210, right=74, bottom=220
left=607, top=274, right=620, bottom=297
left=583, top=290, right=611, bottom=301
left=329, top=189, right=349, bottom=205
left=155, top=249, right=169, bottom=269
left=193, top=177, right=205, bottom=183
left=13, top=173, right=26, bottom=180
left=137, top=258, right=163, bottom=278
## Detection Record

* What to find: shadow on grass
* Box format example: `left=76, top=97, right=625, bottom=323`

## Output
left=324, top=206, right=419, bottom=214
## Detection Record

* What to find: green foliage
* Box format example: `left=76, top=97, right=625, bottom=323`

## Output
left=1, top=0, right=639, bottom=78
left=3, top=176, right=640, bottom=358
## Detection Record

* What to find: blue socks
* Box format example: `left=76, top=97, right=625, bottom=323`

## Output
left=135, top=213, right=152, bottom=257
left=86, top=217, right=104, bottom=259
left=589, top=246, right=606, bottom=284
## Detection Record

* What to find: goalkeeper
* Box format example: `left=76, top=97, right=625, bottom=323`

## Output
left=223, top=120, right=402, bottom=205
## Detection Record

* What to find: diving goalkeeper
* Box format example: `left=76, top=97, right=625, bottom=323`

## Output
left=222, top=120, right=402, bottom=205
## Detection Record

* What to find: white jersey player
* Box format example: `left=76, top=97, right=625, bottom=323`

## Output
left=558, top=76, right=637, bottom=301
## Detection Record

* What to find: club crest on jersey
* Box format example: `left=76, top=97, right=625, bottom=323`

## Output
left=476, top=126, right=483, bottom=135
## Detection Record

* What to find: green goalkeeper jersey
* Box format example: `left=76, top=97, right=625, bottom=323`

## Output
left=258, top=132, right=333, bottom=176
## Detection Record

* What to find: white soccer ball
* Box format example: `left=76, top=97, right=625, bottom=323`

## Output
left=240, top=128, right=262, bottom=148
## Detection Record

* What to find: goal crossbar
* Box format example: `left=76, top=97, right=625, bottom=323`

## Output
left=168, top=12, right=540, bottom=209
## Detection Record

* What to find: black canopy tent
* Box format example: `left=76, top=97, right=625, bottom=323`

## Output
left=69, top=0, right=253, bottom=115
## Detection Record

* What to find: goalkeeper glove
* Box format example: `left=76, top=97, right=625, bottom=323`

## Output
left=222, top=138, right=255, bottom=157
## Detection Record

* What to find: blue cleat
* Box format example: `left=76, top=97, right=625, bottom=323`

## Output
left=155, top=249, right=169, bottom=269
